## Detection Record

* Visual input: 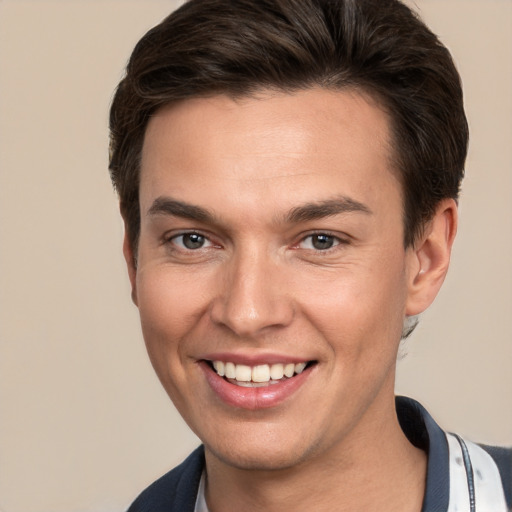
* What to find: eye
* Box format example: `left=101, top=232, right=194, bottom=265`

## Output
left=171, top=232, right=213, bottom=250
left=299, top=233, right=341, bottom=251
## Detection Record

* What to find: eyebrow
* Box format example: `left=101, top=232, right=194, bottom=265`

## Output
left=147, top=195, right=372, bottom=225
left=148, top=197, right=216, bottom=223
left=284, top=197, right=372, bottom=223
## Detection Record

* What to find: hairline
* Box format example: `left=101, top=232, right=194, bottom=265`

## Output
left=126, top=83, right=417, bottom=255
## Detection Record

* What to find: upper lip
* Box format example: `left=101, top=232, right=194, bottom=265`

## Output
left=198, top=352, right=313, bottom=366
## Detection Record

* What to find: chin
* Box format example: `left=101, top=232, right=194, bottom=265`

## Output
left=209, top=446, right=307, bottom=472
left=203, top=426, right=323, bottom=472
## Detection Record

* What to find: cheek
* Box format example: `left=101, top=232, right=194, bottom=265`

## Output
left=299, top=259, right=408, bottom=355
left=135, top=270, right=206, bottom=379
left=137, top=267, right=207, bottom=331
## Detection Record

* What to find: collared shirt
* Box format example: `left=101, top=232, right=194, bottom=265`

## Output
left=128, top=397, right=512, bottom=512
left=194, top=472, right=208, bottom=512
left=397, top=397, right=510, bottom=511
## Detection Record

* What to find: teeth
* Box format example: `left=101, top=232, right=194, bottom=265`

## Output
left=235, top=380, right=279, bottom=388
left=235, top=364, right=252, bottom=382
left=270, top=363, right=284, bottom=380
left=225, top=362, right=236, bottom=379
left=284, top=363, right=295, bottom=378
left=211, top=360, right=311, bottom=384
left=252, top=364, right=271, bottom=383
left=294, top=362, right=307, bottom=374
left=212, top=361, right=225, bottom=377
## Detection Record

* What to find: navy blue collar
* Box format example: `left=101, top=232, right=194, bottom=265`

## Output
left=191, top=397, right=452, bottom=512
left=128, top=396, right=454, bottom=512
left=396, top=396, right=450, bottom=512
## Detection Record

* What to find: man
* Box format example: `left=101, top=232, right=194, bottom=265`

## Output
left=108, top=0, right=511, bottom=510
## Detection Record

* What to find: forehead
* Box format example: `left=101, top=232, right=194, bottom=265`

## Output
left=139, top=88, right=400, bottom=219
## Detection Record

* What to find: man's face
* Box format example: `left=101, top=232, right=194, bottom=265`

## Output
left=131, top=88, right=418, bottom=470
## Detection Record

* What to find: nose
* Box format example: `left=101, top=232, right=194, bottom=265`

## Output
left=209, top=247, right=295, bottom=337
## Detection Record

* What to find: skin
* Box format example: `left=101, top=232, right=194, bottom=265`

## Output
left=124, top=88, right=457, bottom=511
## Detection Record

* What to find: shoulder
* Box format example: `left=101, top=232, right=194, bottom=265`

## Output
left=444, top=434, right=511, bottom=511
left=479, top=442, right=512, bottom=509
left=396, top=396, right=511, bottom=511
left=126, top=446, right=205, bottom=512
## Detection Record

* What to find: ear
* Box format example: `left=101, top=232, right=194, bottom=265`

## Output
left=122, top=221, right=139, bottom=307
left=405, top=198, right=458, bottom=316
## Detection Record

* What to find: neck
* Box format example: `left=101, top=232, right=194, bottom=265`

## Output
left=204, top=394, right=427, bottom=512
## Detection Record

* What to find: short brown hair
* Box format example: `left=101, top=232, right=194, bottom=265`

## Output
left=109, top=0, right=468, bottom=252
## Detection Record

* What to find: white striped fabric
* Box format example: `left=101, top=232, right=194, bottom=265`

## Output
left=446, top=433, right=508, bottom=512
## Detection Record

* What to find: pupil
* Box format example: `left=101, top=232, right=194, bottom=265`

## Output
left=312, top=234, right=333, bottom=250
left=183, top=233, right=204, bottom=249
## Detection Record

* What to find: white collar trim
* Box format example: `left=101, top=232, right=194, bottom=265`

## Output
left=194, top=470, right=209, bottom=512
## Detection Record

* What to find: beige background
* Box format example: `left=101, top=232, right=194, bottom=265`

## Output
left=0, top=1, right=510, bottom=511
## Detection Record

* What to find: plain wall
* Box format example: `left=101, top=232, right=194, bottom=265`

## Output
left=0, top=1, right=510, bottom=511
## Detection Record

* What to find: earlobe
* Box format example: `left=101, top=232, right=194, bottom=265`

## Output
left=405, top=198, right=458, bottom=316
left=122, top=224, right=139, bottom=307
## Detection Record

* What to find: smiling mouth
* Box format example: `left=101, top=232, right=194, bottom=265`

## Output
left=207, top=360, right=317, bottom=388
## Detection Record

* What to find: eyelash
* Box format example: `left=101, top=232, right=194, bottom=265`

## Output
left=165, top=231, right=216, bottom=251
left=294, top=232, right=350, bottom=253
left=164, top=230, right=349, bottom=253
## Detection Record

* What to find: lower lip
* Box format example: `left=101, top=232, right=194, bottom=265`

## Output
left=200, top=362, right=313, bottom=410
